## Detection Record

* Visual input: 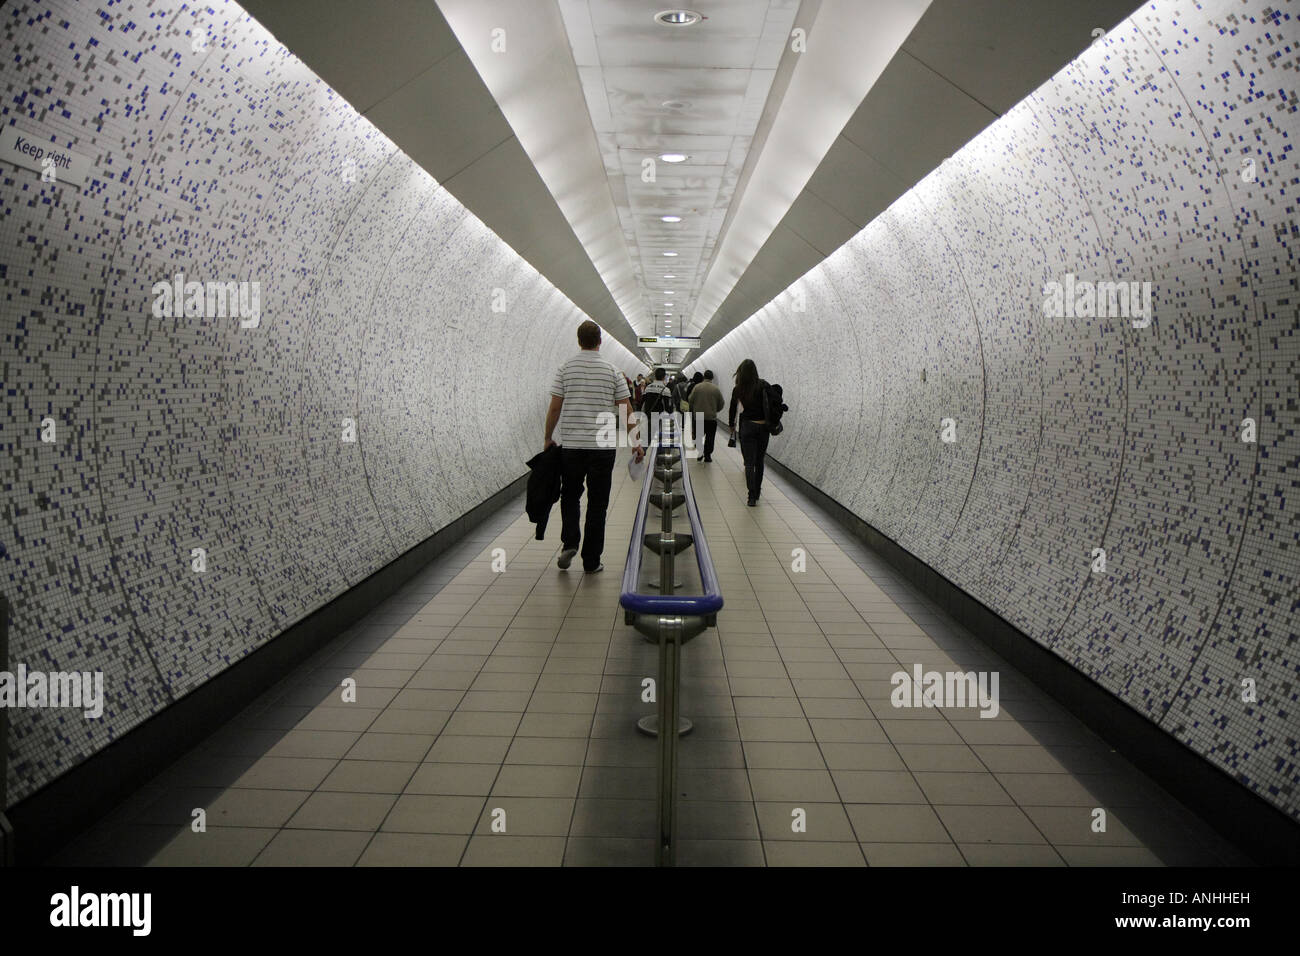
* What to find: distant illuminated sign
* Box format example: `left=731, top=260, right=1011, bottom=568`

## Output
left=638, top=335, right=700, bottom=350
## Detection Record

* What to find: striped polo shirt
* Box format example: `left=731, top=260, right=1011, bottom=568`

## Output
left=550, top=349, right=631, bottom=450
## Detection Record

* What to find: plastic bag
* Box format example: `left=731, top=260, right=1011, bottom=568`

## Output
left=627, top=450, right=647, bottom=483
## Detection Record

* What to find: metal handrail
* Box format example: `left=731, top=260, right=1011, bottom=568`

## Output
left=619, top=419, right=724, bottom=618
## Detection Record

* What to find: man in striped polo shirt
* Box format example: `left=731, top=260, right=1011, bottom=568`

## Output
left=544, top=320, right=644, bottom=573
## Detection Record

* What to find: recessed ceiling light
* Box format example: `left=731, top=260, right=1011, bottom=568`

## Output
left=661, top=100, right=691, bottom=111
left=663, top=274, right=676, bottom=279
left=663, top=291, right=675, bottom=295
left=663, top=252, right=678, bottom=257
left=661, top=215, right=682, bottom=223
left=655, top=10, right=702, bottom=26
left=659, top=153, right=688, bottom=163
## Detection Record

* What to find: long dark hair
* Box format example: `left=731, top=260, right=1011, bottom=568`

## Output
left=734, top=359, right=760, bottom=407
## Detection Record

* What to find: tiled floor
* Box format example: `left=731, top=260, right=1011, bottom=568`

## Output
left=53, top=441, right=1249, bottom=866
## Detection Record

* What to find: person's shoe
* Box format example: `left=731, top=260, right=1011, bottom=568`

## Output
left=747, top=497, right=757, bottom=507
left=557, top=548, right=578, bottom=570
left=585, top=564, right=604, bottom=574
left=704, top=456, right=712, bottom=462
left=697, top=454, right=705, bottom=461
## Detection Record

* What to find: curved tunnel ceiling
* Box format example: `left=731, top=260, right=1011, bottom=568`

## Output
left=239, top=0, right=1145, bottom=359
left=699, top=0, right=1146, bottom=350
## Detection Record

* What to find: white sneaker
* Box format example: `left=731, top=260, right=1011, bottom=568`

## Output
left=557, top=548, right=578, bottom=570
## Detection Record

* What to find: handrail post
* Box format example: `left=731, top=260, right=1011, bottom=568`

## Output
left=655, top=615, right=682, bottom=867
left=660, top=423, right=674, bottom=596
left=618, top=409, right=723, bottom=866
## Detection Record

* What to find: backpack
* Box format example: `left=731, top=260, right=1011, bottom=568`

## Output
left=644, top=385, right=674, bottom=415
left=761, top=381, right=788, bottom=436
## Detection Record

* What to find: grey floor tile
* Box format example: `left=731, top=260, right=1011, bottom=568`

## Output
left=321, top=760, right=418, bottom=794
left=737, top=716, right=815, bottom=742
left=912, top=771, right=1014, bottom=806
left=516, top=712, right=593, bottom=738
left=844, top=803, right=950, bottom=843
left=934, top=805, right=1047, bottom=845
left=286, top=791, right=397, bottom=831
left=492, top=764, right=584, bottom=799
left=579, top=766, right=656, bottom=799
left=861, top=842, right=966, bottom=866
left=819, top=742, right=906, bottom=771
left=476, top=797, right=575, bottom=836
left=265, top=730, right=361, bottom=760
left=679, top=767, right=754, bottom=802
left=764, top=841, right=866, bottom=866
left=425, top=735, right=513, bottom=764
left=462, top=835, right=566, bottom=866
left=959, top=843, right=1065, bottom=866
left=356, top=832, right=469, bottom=866
left=345, top=732, right=436, bottom=762
left=756, top=801, right=856, bottom=842
left=368, top=709, right=452, bottom=735
left=564, top=837, right=655, bottom=866
left=742, top=741, right=827, bottom=769
left=1057, top=845, right=1163, bottom=866
left=1020, top=805, right=1144, bottom=847
left=145, top=827, right=277, bottom=867
left=569, top=798, right=656, bottom=838
left=405, top=762, right=500, bottom=796
left=505, top=736, right=589, bottom=766
left=194, top=788, right=311, bottom=829
left=748, top=768, right=840, bottom=802
left=444, top=711, right=524, bottom=736
left=676, top=839, right=765, bottom=866
left=679, top=801, right=762, bottom=841
left=252, top=829, right=371, bottom=866
left=383, top=794, right=485, bottom=834
left=831, top=770, right=928, bottom=804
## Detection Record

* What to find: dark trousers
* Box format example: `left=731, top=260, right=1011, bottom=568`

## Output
left=738, top=419, right=770, bottom=499
left=560, top=448, right=617, bottom=571
left=702, top=419, right=718, bottom=460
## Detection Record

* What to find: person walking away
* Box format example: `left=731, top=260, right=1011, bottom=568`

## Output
left=675, top=375, right=692, bottom=414
left=544, top=320, right=644, bottom=572
left=688, top=369, right=725, bottom=463
left=643, top=367, right=672, bottom=415
left=727, top=358, right=770, bottom=506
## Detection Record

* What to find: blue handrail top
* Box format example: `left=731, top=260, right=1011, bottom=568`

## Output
left=619, top=417, right=724, bottom=617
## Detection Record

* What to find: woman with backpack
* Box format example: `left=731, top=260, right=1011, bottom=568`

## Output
left=727, top=358, right=786, bottom=506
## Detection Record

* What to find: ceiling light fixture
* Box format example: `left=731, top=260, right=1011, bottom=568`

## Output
left=661, top=100, right=691, bottom=111
left=659, top=153, right=688, bottom=163
left=661, top=215, right=682, bottom=223
left=663, top=251, right=678, bottom=256
left=663, top=274, right=676, bottom=279
left=655, top=10, right=702, bottom=26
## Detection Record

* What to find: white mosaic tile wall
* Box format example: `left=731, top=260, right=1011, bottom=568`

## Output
left=699, top=0, right=1298, bottom=820
left=0, top=0, right=641, bottom=804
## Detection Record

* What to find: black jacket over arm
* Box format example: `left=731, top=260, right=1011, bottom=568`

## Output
left=525, top=444, right=563, bottom=540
